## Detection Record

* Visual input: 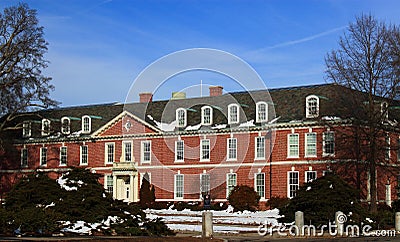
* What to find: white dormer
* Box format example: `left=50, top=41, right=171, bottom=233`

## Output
left=256, top=101, right=268, bottom=123
left=176, top=108, right=187, bottom=128
left=61, top=117, right=70, bottom=134
left=306, top=95, right=319, bottom=118
left=82, top=115, right=91, bottom=134
left=41, top=119, right=50, bottom=136
left=228, top=104, right=239, bottom=124
left=381, top=101, right=389, bottom=120
left=22, top=121, right=31, bottom=138
left=201, top=106, right=213, bottom=125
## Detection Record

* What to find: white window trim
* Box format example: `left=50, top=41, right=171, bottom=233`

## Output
left=22, top=121, right=31, bottom=138
left=174, top=174, right=184, bottom=200
left=386, top=135, right=391, bottom=160
left=80, top=145, right=88, bottom=165
left=200, top=173, right=211, bottom=197
left=305, top=171, right=317, bottom=183
left=322, top=131, right=335, bottom=157
left=226, top=137, right=237, bottom=161
left=306, top=95, right=320, bottom=118
left=82, top=115, right=92, bottom=134
left=61, top=117, right=71, bottom=135
left=201, top=106, right=213, bottom=125
left=381, top=101, right=389, bottom=120
left=59, top=146, right=67, bottom=166
left=122, top=140, right=133, bottom=162
left=226, top=173, right=237, bottom=198
left=105, top=142, right=115, bottom=164
left=287, top=133, right=299, bottom=158
left=41, top=119, right=50, bottom=136
left=176, top=108, right=187, bottom=127
left=40, top=147, right=47, bottom=166
left=256, top=101, right=268, bottom=123
left=141, top=140, right=152, bottom=164
left=287, top=171, right=299, bottom=199
left=21, top=148, right=28, bottom=167
left=228, top=103, right=239, bottom=124
left=254, top=172, right=265, bottom=199
left=175, top=140, right=184, bottom=162
left=200, top=139, right=210, bottom=162
left=304, top=132, right=317, bottom=158
left=255, top=136, right=266, bottom=160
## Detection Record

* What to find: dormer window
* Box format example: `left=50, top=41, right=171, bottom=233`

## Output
left=176, top=108, right=187, bottom=127
left=41, top=119, right=50, bottom=136
left=61, top=117, right=70, bottom=134
left=201, top=106, right=213, bottom=125
left=22, top=121, right=31, bottom=138
left=228, top=104, right=239, bottom=124
left=256, top=102, right=268, bottom=123
left=306, top=95, right=319, bottom=118
left=381, top=102, right=389, bottom=120
left=82, top=115, right=91, bottom=134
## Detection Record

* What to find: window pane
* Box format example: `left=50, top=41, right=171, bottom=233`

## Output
left=81, top=145, right=88, bottom=164
left=229, top=105, right=238, bottom=123
left=256, top=136, right=265, bottom=159
left=228, top=138, right=237, bottom=160
left=256, top=173, right=265, bottom=198
left=201, top=140, right=210, bottom=160
left=175, top=174, right=184, bottom=198
left=176, top=140, right=184, bottom=161
left=200, top=174, right=210, bottom=196
left=288, top=134, right=299, bottom=157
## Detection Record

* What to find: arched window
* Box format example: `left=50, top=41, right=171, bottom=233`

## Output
left=41, top=119, right=50, bottom=136
left=82, top=115, right=91, bottom=133
left=61, top=117, right=70, bottom=134
left=228, top=104, right=239, bottom=124
left=306, top=95, right=319, bottom=118
left=176, top=108, right=187, bottom=127
left=256, top=102, right=268, bottom=123
left=201, top=106, right=213, bottom=125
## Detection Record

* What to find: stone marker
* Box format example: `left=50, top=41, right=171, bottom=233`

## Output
left=395, top=212, right=400, bottom=232
left=295, top=211, right=304, bottom=236
left=202, top=211, right=213, bottom=238
left=335, top=211, right=345, bottom=236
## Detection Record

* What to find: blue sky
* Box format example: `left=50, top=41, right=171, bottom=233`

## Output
left=1, top=0, right=400, bottom=107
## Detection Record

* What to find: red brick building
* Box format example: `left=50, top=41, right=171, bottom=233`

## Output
left=1, top=84, right=399, bottom=206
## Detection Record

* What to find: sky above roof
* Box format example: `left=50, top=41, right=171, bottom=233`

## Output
left=1, top=0, right=399, bottom=107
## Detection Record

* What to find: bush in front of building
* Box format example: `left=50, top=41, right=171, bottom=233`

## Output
left=139, top=172, right=155, bottom=209
left=267, top=196, right=290, bottom=209
left=228, top=185, right=261, bottom=212
left=278, top=174, right=369, bottom=227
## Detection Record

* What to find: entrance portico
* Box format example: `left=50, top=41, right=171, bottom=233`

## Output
left=112, top=162, right=138, bottom=202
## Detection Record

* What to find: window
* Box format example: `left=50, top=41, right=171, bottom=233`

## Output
left=40, top=147, right=47, bottom=166
left=175, top=140, right=184, bottom=162
left=323, top=131, right=335, bottom=156
left=22, top=121, right=31, bottom=138
left=305, top=171, right=317, bottom=183
left=41, top=119, right=50, bottom=136
left=381, top=102, right=389, bottom=120
left=226, top=173, right=237, bottom=197
left=60, top=146, right=67, bottom=166
left=80, top=145, right=88, bottom=165
left=397, top=137, right=400, bottom=162
left=386, top=135, right=390, bottom=160
left=141, top=141, right=151, bottom=163
left=174, top=174, right=184, bottom=199
left=255, top=173, right=265, bottom=199
left=256, top=102, right=268, bottom=123
left=105, top=175, right=113, bottom=193
left=201, top=106, right=213, bottom=125
left=288, top=133, right=299, bottom=158
left=255, top=136, right=265, bottom=159
left=200, top=173, right=210, bottom=196
left=123, top=141, right=133, bottom=162
left=176, top=108, right=186, bottom=127
left=306, top=95, right=319, bottom=118
left=305, top=133, right=317, bottom=157
left=227, top=138, right=237, bottom=160
left=21, top=148, right=28, bottom=167
left=61, top=117, right=70, bottom=134
left=200, top=139, right=210, bottom=161
left=288, top=171, right=299, bottom=198
left=82, top=115, right=91, bottom=133
left=228, top=104, right=239, bottom=124
left=105, top=143, right=115, bottom=164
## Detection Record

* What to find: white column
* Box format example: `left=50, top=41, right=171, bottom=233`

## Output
left=112, top=175, right=117, bottom=200
left=386, top=184, right=392, bottom=207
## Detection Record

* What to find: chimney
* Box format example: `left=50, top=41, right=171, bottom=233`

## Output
left=139, top=92, right=153, bottom=103
left=209, top=86, right=223, bottom=97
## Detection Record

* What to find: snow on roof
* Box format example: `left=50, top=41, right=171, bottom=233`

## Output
left=238, top=119, right=255, bottom=127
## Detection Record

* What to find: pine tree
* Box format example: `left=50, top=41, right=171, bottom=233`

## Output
left=139, top=173, right=155, bottom=208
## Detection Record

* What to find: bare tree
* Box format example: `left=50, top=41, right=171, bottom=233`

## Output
left=0, top=3, right=57, bottom=148
left=325, top=14, right=400, bottom=212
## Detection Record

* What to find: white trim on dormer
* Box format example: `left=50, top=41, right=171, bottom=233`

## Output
left=61, top=117, right=71, bottom=135
left=306, top=95, right=319, bottom=118
left=176, top=108, right=187, bottom=128
left=256, top=101, right=268, bottom=123
left=201, top=106, right=213, bottom=126
left=41, top=119, right=50, bottom=136
left=228, top=103, right=239, bottom=124
left=82, top=115, right=92, bottom=134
